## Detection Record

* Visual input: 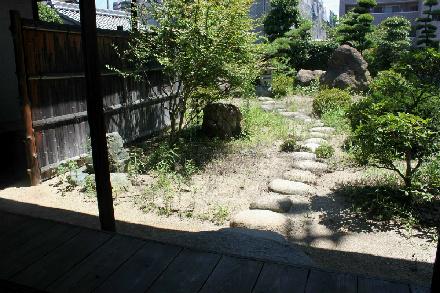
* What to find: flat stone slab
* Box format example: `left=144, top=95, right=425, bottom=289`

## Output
left=230, top=210, right=291, bottom=237
left=278, top=111, right=296, bottom=118
left=258, top=97, right=274, bottom=102
left=308, top=132, right=329, bottom=139
left=309, top=127, right=335, bottom=134
left=304, top=138, right=327, bottom=144
left=250, top=196, right=292, bottom=213
left=269, top=179, right=315, bottom=196
left=292, top=160, right=329, bottom=173
left=302, top=142, right=321, bottom=152
left=291, top=152, right=316, bottom=161
left=313, top=122, right=325, bottom=127
left=283, top=169, right=317, bottom=184
left=262, top=100, right=276, bottom=105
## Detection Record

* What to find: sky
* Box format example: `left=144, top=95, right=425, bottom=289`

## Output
left=96, top=0, right=341, bottom=16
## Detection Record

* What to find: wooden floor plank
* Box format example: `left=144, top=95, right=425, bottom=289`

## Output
left=358, top=277, right=411, bottom=293
left=305, top=269, right=357, bottom=293
left=12, top=229, right=111, bottom=290
left=198, top=256, right=263, bottom=293
left=95, top=242, right=182, bottom=293
left=146, top=249, right=221, bottom=293
left=47, top=234, right=144, bottom=293
left=410, top=284, right=431, bottom=293
left=252, top=263, right=309, bottom=293
left=0, top=223, right=81, bottom=279
left=0, top=212, right=31, bottom=235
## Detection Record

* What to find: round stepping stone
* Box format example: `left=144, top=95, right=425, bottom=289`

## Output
left=250, top=196, right=292, bottom=213
left=283, top=169, right=317, bottom=184
left=304, top=138, right=327, bottom=145
left=302, top=142, right=320, bottom=152
left=261, top=104, right=275, bottom=112
left=313, top=122, right=325, bottom=127
left=309, top=127, right=335, bottom=134
left=258, top=97, right=274, bottom=102
left=292, top=160, right=328, bottom=173
left=308, top=132, right=328, bottom=139
left=262, top=100, right=276, bottom=105
left=279, top=112, right=296, bottom=118
left=268, top=179, right=315, bottom=196
left=230, top=210, right=291, bottom=237
left=291, top=152, right=316, bottom=161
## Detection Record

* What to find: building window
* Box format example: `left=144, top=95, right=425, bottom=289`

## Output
left=373, top=6, right=384, bottom=13
left=392, top=6, right=400, bottom=13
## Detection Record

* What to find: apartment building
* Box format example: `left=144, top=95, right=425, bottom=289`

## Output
left=339, top=0, right=440, bottom=40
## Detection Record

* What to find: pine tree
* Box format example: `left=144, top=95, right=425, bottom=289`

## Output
left=416, top=0, right=440, bottom=49
left=335, top=0, right=377, bottom=52
left=263, top=0, right=301, bottom=42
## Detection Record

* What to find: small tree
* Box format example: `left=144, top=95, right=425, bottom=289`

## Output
left=263, top=0, right=301, bottom=42
left=365, top=17, right=411, bottom=74
left=113, top=0, right=260, bottom=143
left=334, top=0, right=377, bottom=52
left=38, top=2, right=63, bottom=24
left=416, top=0, right=440, bottom=49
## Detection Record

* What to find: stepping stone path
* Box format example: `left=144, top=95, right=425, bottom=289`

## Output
left=269, top=179, right=315, bottom=196
left=283, top=169, right=317, bottom=185
left=291, top=152, right=316, bottom=161
left=250, top=196, right=292, bottom=213
left=232, top=101, right=337, bottom=244
left=258, top=97, right=274, bottom=102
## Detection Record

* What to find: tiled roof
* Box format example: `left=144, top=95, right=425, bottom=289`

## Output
left=49, top=1, right=131, bottom=31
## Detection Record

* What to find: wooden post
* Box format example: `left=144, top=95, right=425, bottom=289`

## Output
left=32, top=0, right=39, bottom=21
left=131, top=0, right=138, bottom=31
left=432, top=233, right=440, bottom=292
left=79, top=1, right=116, bottom=232
left=10, top=11, right=41, bottom=186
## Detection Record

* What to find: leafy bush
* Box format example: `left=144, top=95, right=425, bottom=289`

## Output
left=316, top=144, right=335, bottom=159
left=321, top=108, right=351, bottom=134
left=271, top=74, right=294, bottom=99
left=38, top=2, right=63, bottom=24
left=415, top=153, right=440, bottom=195
left=280, top=136, right=299, bottom=152
left=312, top=88, right=352, bottom=117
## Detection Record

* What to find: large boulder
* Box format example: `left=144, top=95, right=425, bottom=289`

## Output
left=320, top=45, right=371, bottom=91
left=202, top=103, right=242, bottom=138
left=296, top=69, right=325, bottom=86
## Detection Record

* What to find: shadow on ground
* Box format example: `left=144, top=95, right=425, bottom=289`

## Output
left=0, top=197, right=434, bottom=287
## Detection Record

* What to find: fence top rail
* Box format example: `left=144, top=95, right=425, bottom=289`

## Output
left=21, top=19, right=131, bottom=38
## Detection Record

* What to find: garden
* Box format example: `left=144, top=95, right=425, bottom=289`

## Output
left=2, top=0, right=440, bottom=287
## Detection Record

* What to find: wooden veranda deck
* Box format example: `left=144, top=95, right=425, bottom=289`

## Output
left=0, top=211, right=430, bottom=293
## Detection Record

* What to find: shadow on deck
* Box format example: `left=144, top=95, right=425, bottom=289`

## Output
left=0, top=197, right=432, bottom=293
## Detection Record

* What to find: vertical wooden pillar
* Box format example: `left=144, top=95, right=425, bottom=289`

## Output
left=10, top=11, right=41, bottom=186
left=432, top=233, right=440, bottom=292
left=32, top=0, right=39, bottom=21
left=79, top=1, right=116, bottom=232
left=131, top=0, right=138, bottom=31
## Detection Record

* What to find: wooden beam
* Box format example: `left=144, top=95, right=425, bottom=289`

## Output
left=432, top=233, right=440, bottom=292
left=10, top=10, right=41, bottom=186
left=78, top=1, right=115, bottom=232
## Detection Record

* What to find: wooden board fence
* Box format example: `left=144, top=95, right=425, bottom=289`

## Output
left=11, top=15, right=172, bottom=183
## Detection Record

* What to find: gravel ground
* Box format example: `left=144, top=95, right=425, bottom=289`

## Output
left=0, top=95, right=436, bottom=286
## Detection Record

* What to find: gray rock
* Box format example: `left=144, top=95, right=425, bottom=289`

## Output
left=202, top=103, right=242, bottom=138
left=304, top=138, right=327, bottom=145
left=308, top=132, right=329, bottom=139
left=279, top=112, right=296, bottom=118
left=106, top=132, right=130, bottom=173
left=313, top=122, right=325, bottom=127
left=250, top=196, right=292, bottom=213
left=320, top=45, right=371, bottom=91
left=292, top=160, right=328, bottom=173
left=268, top=179, right=315, bottom=196
left=291, top=152, right=316, bottom=161
left=283, top=169, right=318, bottom=184
left=67, top=167, right=88, bottom=186
left=230, top=210, right=291, bottom=237
left=297, top=69, right=325, bottom=86
left=302, top=142, right=321, bottom=152
left=309, top=127, right=335, bottom=134
left=258, top=97, right=274, bottom=102
left=84, top=173, right=132, bottom=192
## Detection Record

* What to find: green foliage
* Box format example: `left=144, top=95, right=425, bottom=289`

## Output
left=114, top=0, right=260, bottom=141
left=321, top=108, right=351, bottom=134
left=294, top=78, right=321, bottom=96
left=38, top=2, right=63, bottom=24
left=263, top=0, right=301, bottom=41
left=312, top=88, right=352, bottom=117
left=271, top=74, right=294, bottom=99
left=315, top=144, right=335, bottom=159
left=334, top=0, right=377, bottom=52
left=415, top=153, right=440, bottom=195
left=416, top=0, right=440, bottom=49
left=364, top=17, right=411, bottom=75
left=280, top=136, right=299, bottom=152
left=211, top=205, right=230, bottom=225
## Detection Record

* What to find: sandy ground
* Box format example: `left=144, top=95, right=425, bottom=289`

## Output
left=0, top=95, right=436, bottom=286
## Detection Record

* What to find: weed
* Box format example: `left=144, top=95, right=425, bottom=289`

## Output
left=294, top=79, right=320, bottom=96
left=211, top=205, right=230, bottom=225
left=315, top=144, right=334, bottom=159
left=321, top=108, right=351, bottom=134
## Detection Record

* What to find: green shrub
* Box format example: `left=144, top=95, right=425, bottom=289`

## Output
left=272, top=74, right=294, bottom=99
left=312, top=88, right=352, bottom=117
left=415, top=153, right=440, bottom=195
left=315, top=144, right=335, bottom=159
left=321, top=108, right=351, bottom=134
left=38, top=2, right=63, bottom=24
left=280, top=137, right=298, bottom=152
